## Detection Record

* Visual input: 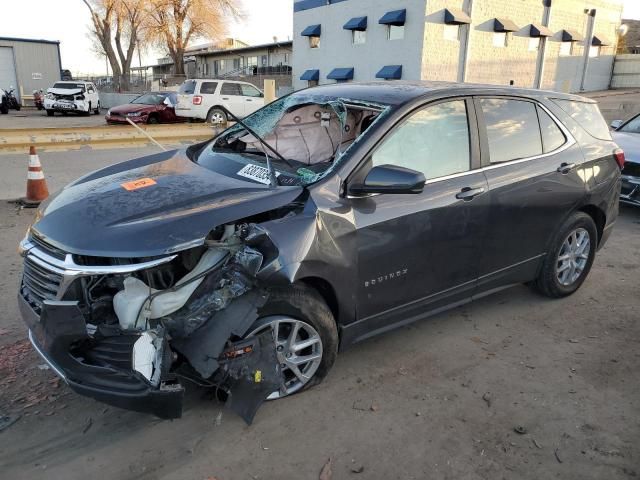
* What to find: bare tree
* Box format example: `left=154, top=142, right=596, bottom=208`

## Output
left=83, top=0, right=147, bottom=90
left=145, top=0, right=242, bottom=76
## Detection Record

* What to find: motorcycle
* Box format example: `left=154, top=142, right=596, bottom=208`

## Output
left=4, top=87, right=21, bottom=111
left=33, top=89, right=44, bottom=110
left=0, top=88, right=7, bottom=114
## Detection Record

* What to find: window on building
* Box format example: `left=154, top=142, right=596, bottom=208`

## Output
left=353, top=30, right=366, bottom=44
left=371, top=100, right=470, bottom=180
left=233, top=58, right=241, bottom=70
left=388, top=25, right=405, bottom=40
left=199, top=82, right=218, bottom=94
left=247, top=56, right=258, bottom=66
left=443, top=24, right=460, bottom=42
left=240, top=84, right=263, bottom=97
left=309, top=36, right=320, bottom=48
left=284, top=53, right=290, bottom=63
left=528, top=37, right=540, bottom=52
left=559, top=42, right=573, bottom=56
left=214, top=60, right=225, bottom=75
left=220, top=82, right=242, bottom=96
left=480, top=98, right=543, bottom=163
left=537, top=107, right=566, bottom=153
left=261, top=55, right=268, bottom=66
left=493, top=32, right=508, bottom=48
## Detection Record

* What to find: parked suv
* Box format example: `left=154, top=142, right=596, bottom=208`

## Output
left=175, top=78, right=264, bottom=123
left=44, top=81, right=100, bottom=116
left=18, top=82, right=621, bottom=424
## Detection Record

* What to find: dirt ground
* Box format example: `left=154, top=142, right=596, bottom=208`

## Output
left=0, top=197, right=638, bottom=479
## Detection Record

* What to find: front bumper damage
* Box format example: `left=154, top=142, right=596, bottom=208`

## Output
left=18, top=224, right=286, bottom=424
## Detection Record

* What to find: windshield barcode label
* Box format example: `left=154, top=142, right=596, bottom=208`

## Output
left=237, top=164, right=280, bottom=185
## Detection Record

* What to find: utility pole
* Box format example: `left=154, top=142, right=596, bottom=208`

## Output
left=534, top=0, right=552, bottom=89
left=580, top=9, right=597, bottom=91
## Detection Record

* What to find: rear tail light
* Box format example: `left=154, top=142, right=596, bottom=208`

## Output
left=613, top=148, right=625, bottom=170
left=192, top=95, right=202, bottom=105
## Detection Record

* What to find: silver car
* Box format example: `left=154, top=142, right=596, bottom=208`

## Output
left=611, top=114, right=640, bottom=206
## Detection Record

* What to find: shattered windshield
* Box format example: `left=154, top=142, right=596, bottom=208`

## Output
left=132, top=93, right=167, bottom=105
left=193, top=93, right=389, bottom=186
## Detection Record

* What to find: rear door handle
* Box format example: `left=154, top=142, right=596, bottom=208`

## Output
left=222, top=97, right=229, bottom=100
left=245, top=98, right=253, bottom=101
left=456, top=186, right=486, bottom=201
left=557, top=162, right=576, bottom=174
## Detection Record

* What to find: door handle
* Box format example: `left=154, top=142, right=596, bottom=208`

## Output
left=245, top=98, right=253, bottom=101
left=222, top=97, right=229, bottom=100
left=557, top=162, right=576, bottom=174
left=456, top=186, right=486, bottom=201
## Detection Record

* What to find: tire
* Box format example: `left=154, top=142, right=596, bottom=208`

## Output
left=245, top=284, right=339, bottom=399
left=533, top=212, right=598, bottom=298
left=0, top=104, right=8, bottom=114
left=206, top=107, right=227, bottom=124
left=147, top=115, right=159, bottom=124
left=46, top=109, right=54, bottom=117
left=94, top=101, right=100, bottom=115
left=83, top=103, right=91, bottom=116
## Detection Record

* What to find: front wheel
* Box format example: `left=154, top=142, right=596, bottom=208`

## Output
left=245, top=285, right=338, bottom=399
left=533, top=212, right=597, bottom=298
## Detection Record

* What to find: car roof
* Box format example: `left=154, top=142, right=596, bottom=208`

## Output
left=188, top=78, right=254, bottom=85
left=294, top=81, right=593, bottom=108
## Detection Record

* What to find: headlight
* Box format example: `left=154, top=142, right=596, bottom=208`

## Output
left=107, top=109, right=112, bottom=116
left=127, top=111, right=143, bottom=117
left=45, top=93, right=54, bottom=100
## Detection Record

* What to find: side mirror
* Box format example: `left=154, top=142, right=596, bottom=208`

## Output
left=349, top=164, right=426, bottom=196
left=610, top=119, right=623, bottom=130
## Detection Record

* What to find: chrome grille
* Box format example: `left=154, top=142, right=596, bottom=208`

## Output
left=29, top=234, right=66, bottom=260
left=21, top=255, right=63, bottom=314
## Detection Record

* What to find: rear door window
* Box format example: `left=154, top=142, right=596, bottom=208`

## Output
left=551, top=99, right=611, bottom=140
left=537, top=107, right=566, bottom=153
left=371, top=100, right=471, bottom=180
left=199, top=81, right=218, bottom=94
left=179, top=80, right=197, bottom=94
left=480, top=98, right=542, bottom=164
left=240, top=84, right=262, bottom=97
left=220, top=82, right=242, bottom=96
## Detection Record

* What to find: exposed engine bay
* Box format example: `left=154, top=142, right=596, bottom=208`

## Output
left=20, top=221, right=294, bottom=424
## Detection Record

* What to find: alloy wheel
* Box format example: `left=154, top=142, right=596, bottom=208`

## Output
left=246, top=315, right=323, bottom=399
left=555, top=227, right=591, bottom=286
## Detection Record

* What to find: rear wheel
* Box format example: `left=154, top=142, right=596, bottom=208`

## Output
left=245, top=285, right=338, bottom=399
left=206, top=107, right=227, bottom=124
left=533, top=212, right=597, bottom=298
left=147, top=115, right=159, bottom=124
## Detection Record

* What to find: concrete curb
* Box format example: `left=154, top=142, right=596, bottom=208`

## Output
left=0, top=124, right=217, bottom=153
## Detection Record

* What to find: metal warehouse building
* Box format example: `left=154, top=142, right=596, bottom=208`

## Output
left=293, top=0, right=623, bottom=92
left=0, top=37, right=62, bottom=103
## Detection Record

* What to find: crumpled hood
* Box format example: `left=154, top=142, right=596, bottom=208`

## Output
left=32, top=149, right=303, bottom=258
left=612, top=131, right=640, bottom=165
left=47, top=88, right=84, bottom=96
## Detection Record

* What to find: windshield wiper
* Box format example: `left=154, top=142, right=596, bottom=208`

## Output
left=217, top=106, right=294, bottom=170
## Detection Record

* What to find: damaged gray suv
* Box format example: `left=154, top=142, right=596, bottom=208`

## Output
left=18, top=82, right=621, bottom=423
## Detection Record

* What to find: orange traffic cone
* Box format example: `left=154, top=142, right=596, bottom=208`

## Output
left=22, top=146, right=49, bottom=207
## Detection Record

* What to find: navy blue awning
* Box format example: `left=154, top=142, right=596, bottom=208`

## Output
left=376, top=65, right=402, bottom=80
left=493, top=18, right=519, bottom=32
left=560, top=29, right=584, bottom=42
left=527, top=23, right=553, bottom=37
left=300, top=69, right=320, bottom=81
left=379, top=9, right=406, bottom=26
left=301, top=24, right=321, bottom=37
left=444, top=8, right=471, bottom=25
left=591, top=36, right=609, bottom=46
left=327, top=67, right=354, bottom=80
left=343, top=16, right=367, bottom=31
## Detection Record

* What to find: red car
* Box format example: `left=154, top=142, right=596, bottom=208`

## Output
left=105, top=92, right=187, bottom=124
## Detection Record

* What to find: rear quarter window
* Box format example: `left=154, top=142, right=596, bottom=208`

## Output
left=551, top=99, right=611, bottom=141
left=179, top=80, right=197, bottom=94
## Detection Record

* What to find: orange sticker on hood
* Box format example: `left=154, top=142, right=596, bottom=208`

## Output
left=121, top=178, right=157, bottom=191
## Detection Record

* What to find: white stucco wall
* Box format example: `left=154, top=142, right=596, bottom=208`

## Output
left=292, top=0, right=427, bottom=90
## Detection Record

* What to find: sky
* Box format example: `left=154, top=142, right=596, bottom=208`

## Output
left=2, top=0, right=639, bottom=76
left=2, top=0, right=293, bottom=76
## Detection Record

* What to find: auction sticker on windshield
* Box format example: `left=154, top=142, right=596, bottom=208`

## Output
left=237, top=164, right=281, bottom=185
